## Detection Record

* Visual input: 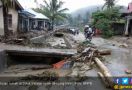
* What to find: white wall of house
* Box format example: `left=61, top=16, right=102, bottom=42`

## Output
left=8, top=8, right=18, bottom=33
left=0, top=1, right=4, bottom=35
left=0, top=0, right=19, bottom=36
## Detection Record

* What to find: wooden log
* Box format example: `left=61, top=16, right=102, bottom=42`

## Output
left=98, top=50, right=111, bottom=55
left=94, top=58, right=111, bottom=76
left=83, top=56, right=89, bottom=62
left=94, top=58, right=114, bottom=88
left=97, top=72, right=110, bottom=88
left=82, top=47, right=91, bottom=54
left=89, top=51, right=95, bottom=66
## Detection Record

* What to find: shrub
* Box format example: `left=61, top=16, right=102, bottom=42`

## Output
left=92, top=7, right=121, bottom=38
left=95, top=19, right=114, bottom=38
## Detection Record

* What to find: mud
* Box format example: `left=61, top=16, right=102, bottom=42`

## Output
left=0, top=33, right=131, bottom=90
left=92, top=37, right=132, bottom=76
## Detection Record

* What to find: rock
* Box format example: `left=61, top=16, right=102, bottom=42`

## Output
left=125, top=69, right=132, bottom=74
left=112, top=44, right=115, bottom=46
left=119, top=43, right=128, bottom=48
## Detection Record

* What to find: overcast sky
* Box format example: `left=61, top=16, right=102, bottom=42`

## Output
left=18, top=0, right=132, bottom=12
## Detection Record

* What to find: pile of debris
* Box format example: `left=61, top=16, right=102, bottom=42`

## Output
left=22, top=30, right=47, bottom=39
left=70, top=46, right=111, bottom=74
left=67, top=42, right=113, bottom=88
left=0, top=31, right=47, bottom=45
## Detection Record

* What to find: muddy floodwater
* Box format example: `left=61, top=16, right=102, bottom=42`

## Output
left=92, top=37, right=132, bottom=76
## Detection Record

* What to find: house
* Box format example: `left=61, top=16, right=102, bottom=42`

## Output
left=28, top=9, right=50, bottom=31
left=0, top=0, right=50, bottom=36
left=124, top=2, right=132, bottom=36
left=18, top=9, right=35, bottom=33
left=112, top=21, right=125, bottom=35
left=0, top=0, right=23, bottom=36
left=18, top=9, right=50, bottom=33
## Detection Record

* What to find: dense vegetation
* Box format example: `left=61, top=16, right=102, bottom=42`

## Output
left=91, top=0, right=122, bottom=38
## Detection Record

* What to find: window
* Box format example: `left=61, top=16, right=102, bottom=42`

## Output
left=8, top=14, right=12, bottom=28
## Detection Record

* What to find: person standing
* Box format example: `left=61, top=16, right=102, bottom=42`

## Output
left=84, top=25, right=94, bottom=41
left=87, top=26, right=94, bottom=41
left=84, top=25, right=89, bottom=39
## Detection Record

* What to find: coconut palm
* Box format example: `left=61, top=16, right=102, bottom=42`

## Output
left=1, top=0, right=15, bottom=38
left=34, top=0, right=69, bottom=30
left=102, top=0, right=116, bottom=9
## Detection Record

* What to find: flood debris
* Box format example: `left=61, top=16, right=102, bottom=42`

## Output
left=125, top=69, right=132, bottom=74
left=119, top=43, right=128, bottom=48
left=94, top=58, right=113, bottom=88
left=53, top=60, right=65, bottom=69
left=97, top=49, right=111, bottom=55
left=29, top=31, right=74, bottom=49
left=3, top=38, right=27, bottom=45
left=0, top=29, right=114, bottom=89
left=64, top=41, right=113, bottom=88
left=0, top=31, right=47, bottom=45
left=97, top=72, right=110, bottom=88
left=70, top=47, right=111, bottom=63
left=21, top=71, right=59, bottom=81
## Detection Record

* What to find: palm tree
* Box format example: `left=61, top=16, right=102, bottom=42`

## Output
left=34, top=0, right=69, bottom=30
left=102, top=0, right=116, bottom=9
left=1, top=0, right=15, bottom=38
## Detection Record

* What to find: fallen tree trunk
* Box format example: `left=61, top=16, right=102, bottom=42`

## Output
left=98, top=50, right=111, bottom=55
left=94, top=58, right=111, bottom=76
left=97, top=72, right=110, bottom=88
left=94, top=58, right=113, bottom=88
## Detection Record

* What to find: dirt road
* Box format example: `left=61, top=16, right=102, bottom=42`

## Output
left=73, top=33, right=132, bottom=76
left=91, top=36, right=132, bottom=76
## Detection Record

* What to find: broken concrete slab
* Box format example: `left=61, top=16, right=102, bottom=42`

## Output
left=5, top=48, right=77, bottom=57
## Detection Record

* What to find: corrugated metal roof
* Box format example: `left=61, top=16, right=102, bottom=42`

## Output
left=25, top=9, right=49, bottom=19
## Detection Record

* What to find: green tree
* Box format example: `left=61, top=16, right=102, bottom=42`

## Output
left=102, top=0, right=116, bottom=9
left=92, top=7, right=121, bottom=38
left=1, top=0, right=15, bottom=38
left=34, top=0, right=68, bottom=30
